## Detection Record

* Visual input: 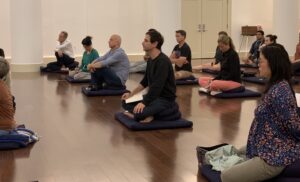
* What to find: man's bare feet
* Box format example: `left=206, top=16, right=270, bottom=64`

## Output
left=123, top=111, right=134, bottom=119
left=140, top=116, right=154, bottom=123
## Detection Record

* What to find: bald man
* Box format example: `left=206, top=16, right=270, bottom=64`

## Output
left=87, top=34, right=129, bottom=90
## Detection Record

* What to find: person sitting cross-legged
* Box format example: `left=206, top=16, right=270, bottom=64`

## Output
left=121, top=30, right=177, bottom=123
left=69, top=36, right=99, bottom=80
left=87, top=34, right=129, bottom=90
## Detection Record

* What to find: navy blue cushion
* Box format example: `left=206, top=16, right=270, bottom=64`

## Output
left=81, top=87, right=129, bottom=96
left=241, top=70, right=257, bottom=77
left=199, top=87, right=261, bottom=98
left=201, top=162, right=300, bottom=182
left=114, top=112, right=193, bottom=131
left=270, top=178, right=300, bottom=182
left=176, top=76, right=198, bottom=85
left=65, top=76, right=90, bottom=83
left=242, top=76, right=266, bottom=84
left=213, top=89, right=261, bottom=98
left=0, top=127, right=38, bottom=150
left=276, top=160, right=300, bottom=178
left=202, top=69, right=220, bottom=75
left=242, top=77, right=299, bottom=85
left=40, top=66, right=69, bottom=74
left=240, top=64, right=259, bottom=68
left=200, top=165, right=221, bottom=182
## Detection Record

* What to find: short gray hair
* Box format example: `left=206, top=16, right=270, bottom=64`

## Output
left=0, top=57, right=9, bottom=79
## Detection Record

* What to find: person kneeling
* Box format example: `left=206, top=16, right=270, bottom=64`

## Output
left=121, top=30, right=176, bottom=123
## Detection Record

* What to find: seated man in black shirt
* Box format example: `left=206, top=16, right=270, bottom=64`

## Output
left=193, top=31, right=228, bottom=72
left=121, top=30, right=176, bottom=123
left=169, top=30, right=193, bottom=80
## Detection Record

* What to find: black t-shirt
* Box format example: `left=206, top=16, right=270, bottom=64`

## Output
left=172, top=43, right=192, bottom=72
left=214, top=46, right=223, bottom=64
left=140, top=52, right=176, bottom=106
left=214, top=48, right=241, bottom=83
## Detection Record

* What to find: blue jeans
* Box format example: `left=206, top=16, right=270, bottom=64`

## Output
left=91, top=67, right=124, bottom=89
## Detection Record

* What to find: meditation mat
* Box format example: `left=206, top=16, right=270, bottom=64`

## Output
left=202, top=69, right=220, bottom=75
left=0, top=126, right=39, bottom=150
left=240, top=64, right=259, bottom=69
left=114, top=112, right=193, bottom=131
left=176, top=76, right=198, bottom=85
left=200, top=165, right=221, bottom=182
left=199, top=86, right=261, bottom=98
left=65, top=76, right=90, bottom=83
left=81, top=86, right=129, bottom=96
left=242, top=77, right=299, bottom=85
left=40, top=66, right=69, bottom=74
left=201, top=160, right=300, bottom=182
left=242, top=76, right=267, bottom=84
left=241, top=70, right=257, bottom=77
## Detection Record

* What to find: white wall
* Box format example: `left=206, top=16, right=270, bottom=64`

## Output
left=0, top=0, right=11, bottom=57
left=231, top=0, right=300, bottom=55
left=1, top=0, right=300, bottom=59
left=1, top=0, right=180, bottom=59
left=231, top=0, right=273, bottom=52
left=41, top=0, right=180, bottom=57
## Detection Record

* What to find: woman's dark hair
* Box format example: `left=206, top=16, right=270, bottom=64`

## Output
left=266, top=34, right=278, bottom=43
left=176, top=30, right=187, bottom=38
left=257, top=30, right=265, bottom=36
left=0, top=48, right=5, bottom=58
left=218, top=35, right=235, bottom=51
left=82, top=36, right=92, bottom=46
left=146, top=29, right=164, bottom=50
left=218, top=31, right=228, bottom=36
left=261, top=45, right=294, bottom=94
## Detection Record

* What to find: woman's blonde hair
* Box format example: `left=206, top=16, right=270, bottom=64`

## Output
left=218, top=35, right=235, bottom=50
left=0, top=57, right=10, bottom=79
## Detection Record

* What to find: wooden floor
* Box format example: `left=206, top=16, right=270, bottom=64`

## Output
left=2, top=67, right=300, bottom=182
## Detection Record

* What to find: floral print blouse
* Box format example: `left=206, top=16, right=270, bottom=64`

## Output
left=247, top=80, right=300, bottom=166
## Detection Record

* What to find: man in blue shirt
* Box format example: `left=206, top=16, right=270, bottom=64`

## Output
left=243, top=30, right=264, bottom=65
left=87, top=34, right=129, bottom=90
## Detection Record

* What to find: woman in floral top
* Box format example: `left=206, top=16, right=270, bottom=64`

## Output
left=220, top=45, right=300, bottom=182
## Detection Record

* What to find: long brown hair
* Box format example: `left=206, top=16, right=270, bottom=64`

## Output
left=218, top=35, right=235, bottom=50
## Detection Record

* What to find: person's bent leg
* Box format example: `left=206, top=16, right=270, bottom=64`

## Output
left=209, top=80, right=241, bottom=91
left=46, top=61, right=62, bottom=71
left=129, top=61, right=147, bottom=73
left=94, top=67, right=124, bottom=89
left=74, top=72, right=91, bottom=80
left=198, top=77, right=213, bottom=88
left=221, top=157, right=284, bottom=182
left=175, top=71, right=193, bottom=80
left=122, top=100, right=138, bottom=113
left=134, top=99, right=171, bottom=121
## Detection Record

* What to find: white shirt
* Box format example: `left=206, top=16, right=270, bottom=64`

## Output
left=55, top=40, right=74, bottom=58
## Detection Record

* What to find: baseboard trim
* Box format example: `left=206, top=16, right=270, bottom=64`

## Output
left=7, top=54, right=145, bottom=73
left=11, top=63, right=43, bottom=72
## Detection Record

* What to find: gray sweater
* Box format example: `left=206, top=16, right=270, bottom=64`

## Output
left=95, top=48, right=129, bottom=85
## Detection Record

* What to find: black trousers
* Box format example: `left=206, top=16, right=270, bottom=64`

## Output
left=122, top=98, right=174, bottom=121
left=46, top=52, right=76, bottom=71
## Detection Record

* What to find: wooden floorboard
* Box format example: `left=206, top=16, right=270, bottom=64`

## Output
left=1, top=70, right=300, bottom=182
